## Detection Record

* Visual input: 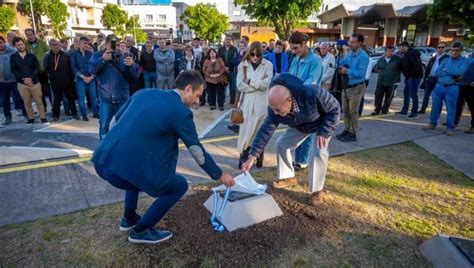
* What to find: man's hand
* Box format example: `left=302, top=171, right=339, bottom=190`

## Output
left=315, top=135, right=329, bottom=149
left=225, top=67, right=230, bottom=73
left=23, top=78, right=33, bottom=86
left=241, top=156, right=255, bottom=172
left=124, top=56, right=134, bottom=66
left=103, top=50, right=112, bottom=61
left=219, top=173, right=235, bottom=187
left=471, top=81, right=474, bottom=87
left=84, top=76, right=93, bottom=84
left=338, top=67, right=348, bottom=75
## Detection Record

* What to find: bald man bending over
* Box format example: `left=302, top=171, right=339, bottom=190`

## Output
left=242, top=73, right=340, bottom=206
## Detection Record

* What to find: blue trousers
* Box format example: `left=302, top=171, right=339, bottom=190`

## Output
left=0, top=82, right=26, bottom=118
left=143, top=71, right=157, bottom=89
left=95, top=164, right=188, bottom=229
left=430, top=84, right=459, bottom=130
left=228, top=72, right=237, bottom=104
left=76, top=79, right=98, bottom=117
left=401, top=78, right=421, bottom=114
left=99, top=101, right=125, bottom=140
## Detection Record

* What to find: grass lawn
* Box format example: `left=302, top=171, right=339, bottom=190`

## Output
left=0, top=142, right=472, bottom=266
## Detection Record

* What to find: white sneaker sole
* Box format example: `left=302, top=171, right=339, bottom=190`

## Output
left=128, top=233, right=173, bottom=244
left=119, top=226, right=134, bottom=232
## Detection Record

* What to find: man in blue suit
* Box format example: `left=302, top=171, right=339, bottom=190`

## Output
left=92, top=70, right=235, bottom=244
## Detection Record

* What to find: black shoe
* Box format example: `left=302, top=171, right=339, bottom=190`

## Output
left=52, top=117, right=59, bottom=123
left=227, top=124, right=239, bottom=133
left=26, top=119, right=35, bottom=125
left=210, top=106, right=216, bottom=110
left=336, top=130, right=350, bottom=139
left=93, top=113, right=99, bottom=119
left=83, top=116, right=89, bottom=121
left=418, top=109, right=426, bottom=114
left=407, top=113, right=418, bottom=120
left=338, top=132, right=357, bottom=142
left=381, top=111, right=389, bottom=115
left=5, top=117, right=12, bottom=125
left=292, top=162, right=308, bottom=171
left=73, top=114, right=80, bottom=120
left=41, top=118, right=49, bottom=124
left=370, top=111, right=380, bottom=116
left=396, top=111, right=408, bottom=116
left=65, top=111, right=71, bottom=116
left=219, top=107, right=224, bottom=111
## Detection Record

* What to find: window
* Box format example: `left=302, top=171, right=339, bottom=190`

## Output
left=233, top=10, right=241, bottom=16
left=145, top=14, right=153, bottom=23
left=158, top=15, right=166, bottom=21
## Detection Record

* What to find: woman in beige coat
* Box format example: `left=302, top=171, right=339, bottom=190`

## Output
left=237, top=41, right=274, bottom=169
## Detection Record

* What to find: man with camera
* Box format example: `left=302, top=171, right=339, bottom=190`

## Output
left=423, top=42, right=468, bottom=136
left=90, top=35, right=140, bottom=140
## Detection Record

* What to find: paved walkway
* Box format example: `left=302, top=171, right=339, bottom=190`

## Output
left=0, top=75, right=473, bottom=226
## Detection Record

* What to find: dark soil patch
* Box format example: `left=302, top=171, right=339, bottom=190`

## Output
left=150, top=187, right=334, bottom=266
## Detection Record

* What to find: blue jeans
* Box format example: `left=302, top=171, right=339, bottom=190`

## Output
left=228, top=72, right=237, bottom=104
left=76, top=79, right=98, bottom=117
left=99, top=101, right=125, bottom=140
left=143, top=71, right=157, bottom=88
left=420, top=77, right=436, bottom=112
left=95, top=164, right=188, bottom=229
left=430, top=84, right=459, bottom=130
left=0, top=82, right=26, bottom=118
left=295, top=134, right=314, bottom=165
left=401, top=78, right=421, bottom=114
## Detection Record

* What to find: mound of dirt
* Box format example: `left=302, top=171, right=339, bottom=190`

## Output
left=151, top=187, right=335, bottom=266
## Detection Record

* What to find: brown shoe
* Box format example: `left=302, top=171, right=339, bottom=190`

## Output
left=309, top=191, right=324, bottom=206
left=445, top=129, right=455, bottom=136
left=272, top=177, right=297, bottom=188
left=465, top=127, right=474, bottom=134
left=422, top=124, right=436, bottom=130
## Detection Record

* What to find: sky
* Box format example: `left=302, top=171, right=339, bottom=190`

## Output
left=176, top=0, right=433, bottom=15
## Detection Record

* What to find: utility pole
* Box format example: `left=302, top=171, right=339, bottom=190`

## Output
left=29, top=0, right=37, bottom=33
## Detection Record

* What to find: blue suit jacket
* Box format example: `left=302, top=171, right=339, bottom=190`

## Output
left=91, top=89, right=222, bottom=197
left=267, top=52, right=289, bottom=74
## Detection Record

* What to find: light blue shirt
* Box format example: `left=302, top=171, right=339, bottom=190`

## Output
left=339, top=48, right=369, bottom=86
left=288, top=50, right=323, bottom=85
left=435, top=56, right=468, bottom=86
left=429, top=53, right=446, bottom=77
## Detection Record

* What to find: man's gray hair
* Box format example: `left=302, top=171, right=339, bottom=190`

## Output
left=320, top=42, right=330, bottom=48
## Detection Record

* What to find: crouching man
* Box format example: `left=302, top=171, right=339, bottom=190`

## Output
left=92, top=70, right=235, bottom=244
left=241, top=73, right=340, bottom=206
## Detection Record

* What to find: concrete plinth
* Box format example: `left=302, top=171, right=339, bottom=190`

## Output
left=420, top=234, right=473, bottom=268
left=204, top=193, right=283, bottom=232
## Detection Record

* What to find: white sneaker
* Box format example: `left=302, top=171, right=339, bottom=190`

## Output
left=16, top=110, right=23, bottom=116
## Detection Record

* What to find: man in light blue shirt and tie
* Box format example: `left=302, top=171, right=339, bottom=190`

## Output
left=336, top=33, right=369, bottom=142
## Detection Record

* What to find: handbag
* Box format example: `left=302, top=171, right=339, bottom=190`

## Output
left=230, top=66, right=247, bottom=124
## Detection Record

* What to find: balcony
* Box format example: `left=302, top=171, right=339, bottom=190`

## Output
left=69, top=0, right=94, bottom=7
left=4, top=0, right=19, bottom=3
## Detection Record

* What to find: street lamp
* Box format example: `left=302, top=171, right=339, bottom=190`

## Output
left=29, top=0, right=37, bottom=33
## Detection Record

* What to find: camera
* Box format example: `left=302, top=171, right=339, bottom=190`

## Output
left=110, top=38, right=118, bottom=50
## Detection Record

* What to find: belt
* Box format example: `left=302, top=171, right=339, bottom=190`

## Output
left=347, top=82, right=364, bottom=88
left=439, top=83, right=457, bottom=87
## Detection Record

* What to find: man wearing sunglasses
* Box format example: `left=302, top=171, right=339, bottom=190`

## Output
left=423, top=42, right=468, bottom=136
left=419, top=42, right=449, bottom=114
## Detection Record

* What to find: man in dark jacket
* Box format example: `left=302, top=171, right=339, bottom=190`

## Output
left=419, top=42, right=449, bottom=114
left=92, top=70, right=235, bottom=244
left=10, top=37, right=48, bottom=124
left=218, top=35, right=239, bottom=104
left=241, top=73, right=340, bottom=206
left=455, top=53, right=474, bottom=133
left=371, top=45, right=402, bottom=115
left=140, top=40, right=157, bottom=88
left=397, top=41, right=423, bottom=119
left=90, top=35, right=140, bottom=140
left=44, top=39, right=79, bottom=122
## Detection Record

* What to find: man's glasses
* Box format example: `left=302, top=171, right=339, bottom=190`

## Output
left=250, top=52, right=261, bottom=58
left=437, top=46, right=446, bottom=49
left=451, top=49, right=460, bottom=52
left=292, top=46, right=300, bottom=50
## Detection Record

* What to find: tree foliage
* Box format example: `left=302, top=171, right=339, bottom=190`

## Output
left=234, top=0, right=322, bottom=40
left=20, top=0, right=69, bottom=37
left=181, top=3, right=228, bottom=42
left=428, top=0, right=474, bottom=31
left=125, top=15, right=147, bottom=43
left=101, top=3, right=128, bottom=37
left=0, top=6, right=16, bottom=34
left=47, top=0, right=69, bottom=38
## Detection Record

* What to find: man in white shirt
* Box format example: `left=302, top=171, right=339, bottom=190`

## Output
left=192, top=38, right=202, bottom=60
left=319, top=43, right=336, bottom=90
